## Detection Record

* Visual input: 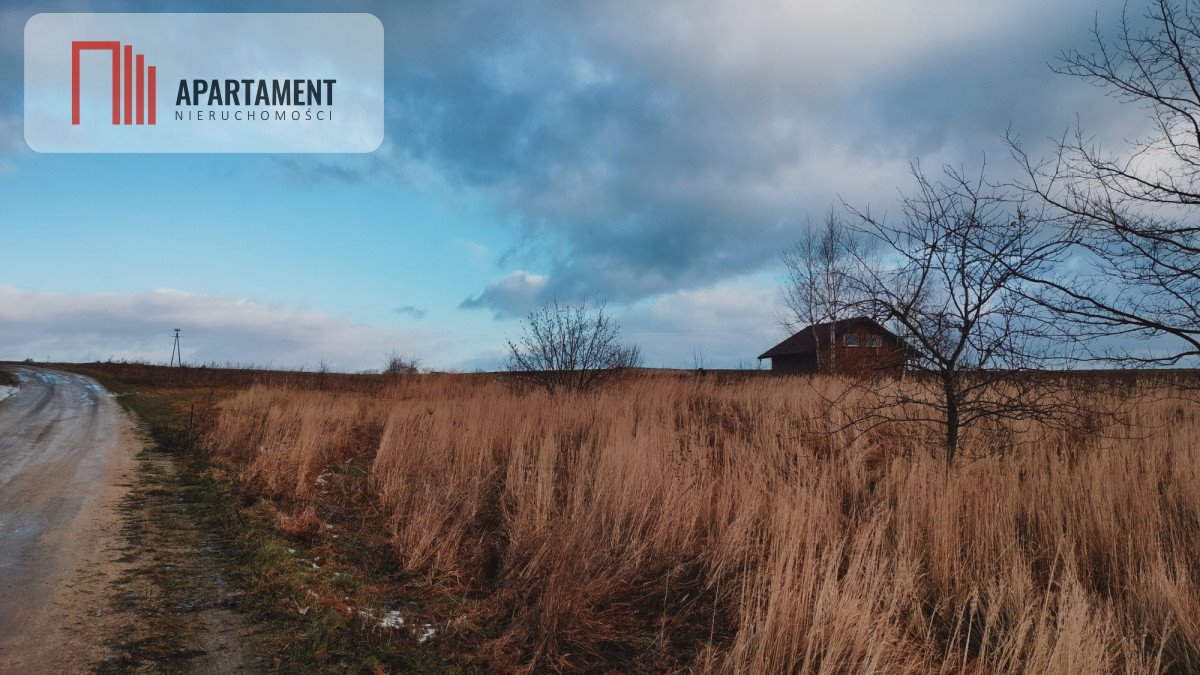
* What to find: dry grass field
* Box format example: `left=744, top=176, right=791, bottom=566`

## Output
left=202, top=372, right=1200, bottom=673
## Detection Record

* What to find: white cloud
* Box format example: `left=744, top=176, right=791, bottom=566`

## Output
left=614, top=277, right=784, bottom=368
left=457, top=239, right=492, bottom=267
left=0, top=286, right=436, bottom=371
left=591, top=1, right=1081, bottom=91
left=458, top=273, right=788, bottom=368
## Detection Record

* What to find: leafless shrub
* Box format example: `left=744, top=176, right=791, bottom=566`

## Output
left=505, top=300, right=642, bottom=393
left=383, top=351, right=421, bottom=377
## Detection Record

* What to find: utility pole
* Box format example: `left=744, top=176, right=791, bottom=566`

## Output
left=170, top=328, right=183, bottom=367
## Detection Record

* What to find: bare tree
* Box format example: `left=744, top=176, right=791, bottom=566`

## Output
left=1008, top=0, right=1200, bottom=366
left=506, top=300, right=642, bottom=393
left=688, top=345, right=712, bottom=372
left=844, top=164, right=1076, bottom=465
left=316, top=357, right=331, bottom=388
left=780, top=207, right=873, bottom=373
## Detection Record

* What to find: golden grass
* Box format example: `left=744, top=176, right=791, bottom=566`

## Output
left=206, top=374, right=1200, bottom=672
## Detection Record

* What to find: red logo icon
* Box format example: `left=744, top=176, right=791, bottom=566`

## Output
left=71, top=41, right=156, bottom=125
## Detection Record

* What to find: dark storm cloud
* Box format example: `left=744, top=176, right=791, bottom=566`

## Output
left=2, top=0, right=1151, bottom=318
left=0, top=5, right=32, bottom=163
left=365, top=1, right=1143, bottom=315
left=459, top=270, right=547, bottom=319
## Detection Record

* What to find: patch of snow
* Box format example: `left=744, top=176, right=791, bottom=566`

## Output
left=417, top=625, right=437, bottom=643
left=379, top=610, right=405, bottom=629
left=0, top=386, right=16, bottom=403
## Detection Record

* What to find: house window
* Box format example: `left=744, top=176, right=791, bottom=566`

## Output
left=867, top=335, right=882, bottom=348
left=844, top=333, right=861, bottom=347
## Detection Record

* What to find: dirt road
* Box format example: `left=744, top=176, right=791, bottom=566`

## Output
left=0, top=367, right=138, bottom=672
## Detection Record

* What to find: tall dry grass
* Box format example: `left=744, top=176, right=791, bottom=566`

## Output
left=206, top=374, right=1200, bottom=672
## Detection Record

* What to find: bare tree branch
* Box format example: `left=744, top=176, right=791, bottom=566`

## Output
left=779, top=207, right=875, bottom=373
left=1007, top=0, right=1200, bottom=367
left=836, top=163, right=1082, bottom=464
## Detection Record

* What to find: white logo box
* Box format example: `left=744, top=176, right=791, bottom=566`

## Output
left=25, top=13, right=384, bottom=153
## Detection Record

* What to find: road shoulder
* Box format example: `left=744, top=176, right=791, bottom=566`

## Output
left=38, top=407, right=141, bottom=672
left=92, top=390, right=266, bottom=672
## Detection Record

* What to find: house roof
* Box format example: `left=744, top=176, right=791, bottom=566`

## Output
left=758, top=317, right=898, bottom=359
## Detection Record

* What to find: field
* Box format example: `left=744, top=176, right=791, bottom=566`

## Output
left=184, top=369, right=1200, bottom=673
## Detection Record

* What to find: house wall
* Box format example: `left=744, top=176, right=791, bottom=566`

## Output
left=815, top=325, right=906, bottom=377
left=770, top=353, right=817, bottom=374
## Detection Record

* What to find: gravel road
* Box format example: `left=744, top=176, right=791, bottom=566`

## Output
left=0, top=367, right=137, bottom=672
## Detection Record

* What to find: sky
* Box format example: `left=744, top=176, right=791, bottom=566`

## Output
left=0, top=0, right=1153, bottom=371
